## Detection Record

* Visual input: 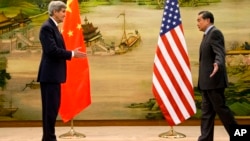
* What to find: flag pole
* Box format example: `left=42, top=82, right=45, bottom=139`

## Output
left=59, top=119, right=86, bottom=139
left=158, top=126, right=186, bottom=138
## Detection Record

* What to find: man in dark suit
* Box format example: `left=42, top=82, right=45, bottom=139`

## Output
left=37, top=1, right=86, bottom=141
left=196, top=11, right=237, bottom=141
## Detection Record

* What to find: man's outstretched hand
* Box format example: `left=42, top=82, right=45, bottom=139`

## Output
left=73, top=47, right=87, bottom=58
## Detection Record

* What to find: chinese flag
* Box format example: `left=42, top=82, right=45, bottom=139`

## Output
left=59, top=0, right=91, bottom=122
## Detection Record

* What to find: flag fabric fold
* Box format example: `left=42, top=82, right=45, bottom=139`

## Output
left=152, top=0, right=196, bottom=126
left=59, top=0, right=91, bottom=122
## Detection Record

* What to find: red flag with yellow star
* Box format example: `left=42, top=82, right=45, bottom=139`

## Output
left=59, top=0, right=91, bottom=122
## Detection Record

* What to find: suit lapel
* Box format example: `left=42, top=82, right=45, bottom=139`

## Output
left=48, top=18, right=66, bottom=49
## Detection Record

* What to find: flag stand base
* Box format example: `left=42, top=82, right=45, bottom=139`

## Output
left=158, top=126, right=186, bottom=138
left=59, top=119, right=86, bottom=139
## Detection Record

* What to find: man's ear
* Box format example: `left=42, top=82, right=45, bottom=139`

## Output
left=206, top=18, right=211, bottom=24
left=52, top=9, right=57, bottom=15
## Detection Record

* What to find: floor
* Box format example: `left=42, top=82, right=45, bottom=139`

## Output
left=0, top=126, right=229, bottom=141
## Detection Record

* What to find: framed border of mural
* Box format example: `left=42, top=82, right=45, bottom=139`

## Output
left=0, top=0, right=250, bottom=126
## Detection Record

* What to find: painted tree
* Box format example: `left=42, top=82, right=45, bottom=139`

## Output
left=0, top=57, right=11, bottom=91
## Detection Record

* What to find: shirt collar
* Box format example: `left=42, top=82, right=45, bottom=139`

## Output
left=50, top=17, right=58, bottom=27
left=204, top=25, right=214, bottom=35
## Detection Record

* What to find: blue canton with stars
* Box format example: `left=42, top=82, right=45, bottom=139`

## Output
left=160, top=0, right=182, bottom=36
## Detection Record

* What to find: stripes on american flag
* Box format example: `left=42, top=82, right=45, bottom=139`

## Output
left=152, top=0, right=196, bottom=126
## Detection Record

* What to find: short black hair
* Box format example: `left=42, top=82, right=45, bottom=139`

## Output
left=198, top=11, right=214, bottom=24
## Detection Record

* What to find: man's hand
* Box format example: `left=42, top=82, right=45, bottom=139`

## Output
left=210, top=63, right=219, bottom=78
left=73, top=47, right=87, bottom=58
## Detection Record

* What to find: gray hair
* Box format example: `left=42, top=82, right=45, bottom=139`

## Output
left=48, top=1, right=66, bottom=16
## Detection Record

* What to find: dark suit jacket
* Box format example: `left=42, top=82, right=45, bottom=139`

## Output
left=198, top=26, right=228, bottom=90
left=37, top=18, right=72, bottom=83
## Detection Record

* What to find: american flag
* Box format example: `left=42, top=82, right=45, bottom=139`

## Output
left=152, top=0, right=196, bottom=126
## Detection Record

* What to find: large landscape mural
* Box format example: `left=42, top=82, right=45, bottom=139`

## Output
left=0, top=0, right=250, bottom=122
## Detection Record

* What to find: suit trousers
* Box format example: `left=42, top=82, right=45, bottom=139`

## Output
left=40, top=82, right=61, bottom=141
left=198, top=88, right=237, bottom=141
